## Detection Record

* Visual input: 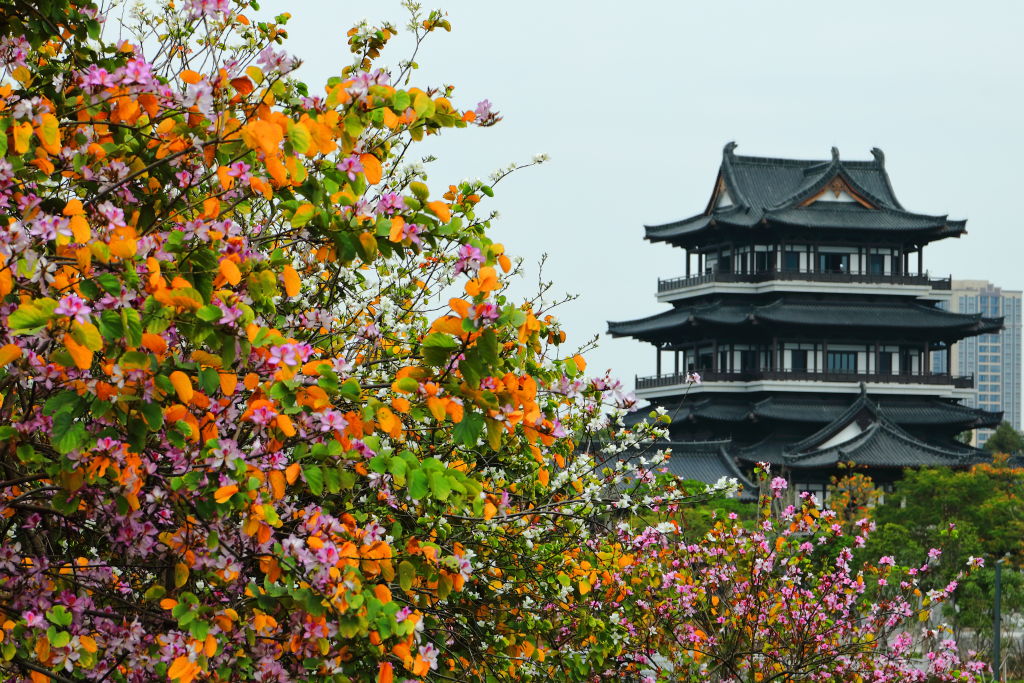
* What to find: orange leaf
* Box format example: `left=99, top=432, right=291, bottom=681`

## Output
left=360, top=153, right=382, bottom=184
left=378, top=662, right=395, bottom=683
left=285, top=463, right=301, bottom=484
left=275, top=414, right=296, bottom=437
left=214, top=484, right=238, bottom=504
left=537, top=468, right=550, bottom=487
left=282, top=264, right=300, bottom=297
left=219, top=258, right=241, bottom=286
left=388, top=216, right=405, bottom=242
left=180, top=69, right=202, bottom=84
left=219, top=372, right=238, bottom=396
left=0, top=343, right=21, bottom=366
left=169, top=371, right=194, bottom=404
left=230, top=76, right=254, bottom=95
left=141, top=332, right=167, bottom=354
left=268, top=470, right=286, bottom=500
left=64, top=333, right=93, bottom=369
left=426, top=200, right=451, bottom=223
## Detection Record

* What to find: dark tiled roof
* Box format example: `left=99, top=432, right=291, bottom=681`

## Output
left=607, top=298, right=1001, bottom=342
left=645, top=144, right=966, bottom=246
left=658, top=440, right=757, bottom=499
left=733, top=391, right=990, bottom=469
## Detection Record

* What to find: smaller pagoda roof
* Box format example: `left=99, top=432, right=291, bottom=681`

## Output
left=607, top=298, right=1001, bottom=343
left=734, top=391, right=989, bottom=469
left=658, top=440, right=757, bottom=499
left=640, top=393, right=999, bottom=430
left=645, top=144, right=967, bottom=248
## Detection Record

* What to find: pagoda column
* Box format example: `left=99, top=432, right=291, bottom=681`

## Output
left=922, top=342, right=930, bottom=375
left=918, top=248, right=923, bottom=276
left=674, top=350, right=680, bottom=376
left=685, top=250, right=691, bottom=278
left=656, top=345, right=662, bottom=378
left=712, top=340, right=719, bottom=372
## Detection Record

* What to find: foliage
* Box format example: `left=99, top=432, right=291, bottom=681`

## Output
left=868, top=462, right=1024, bottom=634
left=985, top=421, right=1024, bottom=455
left=0, top=2, right=689, bottom=681
left=607, top=472, right=988, bottom=682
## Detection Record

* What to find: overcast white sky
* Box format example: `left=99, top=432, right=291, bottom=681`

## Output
left=257, top=0, right=1024, bottom=386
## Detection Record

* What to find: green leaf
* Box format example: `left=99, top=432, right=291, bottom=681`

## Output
left=304, top=465, right=324, bottom=496
left=96, top=272, right=121, bottom=296
left=52, top=413, right=88, bottom=454
left=369, top=455, right=389, bottom=474
left=288, top=121, right=312, bottom=154
left=47, top=628, right=71, bottom=648
left=46, top=605, right=72, bottom=627
left=339, top=378, right=361, bottom=400
left=453, top=411, right=484, bottom=448
left=121, top=308, right=143, bottom=347
left=43, top=391, right=82, bottom=417
left=429, top=471, right=451, bottom=501
left=197, top=304, right=222, bottom=322
left=199, top=367, right=220, bottom=395
left=408, top=469, right=428, bottom=500
left=398, top=560, right=415, bottom=592
left=388, top=456, right=408, bottom=486
left=421, top=332, right=460, bottom=366
left=8, top=298, right=57, bottom=335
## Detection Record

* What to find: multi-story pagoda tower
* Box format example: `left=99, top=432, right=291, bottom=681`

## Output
left=608, top=144, right=1003, bottom=497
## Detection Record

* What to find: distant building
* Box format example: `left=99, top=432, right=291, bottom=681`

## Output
left=609, top=144, right=1003, bottom=498
left=944, top=280, right=1022, bottom=446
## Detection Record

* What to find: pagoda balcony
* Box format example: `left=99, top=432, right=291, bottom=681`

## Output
left=657, top=270, right=952, bottom=295
left=636, top=369, right=974, bottom=390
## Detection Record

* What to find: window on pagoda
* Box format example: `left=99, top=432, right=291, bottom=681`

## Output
left=827, top=351, right=857, bottom=372
left=791, top=349, right=808, bottom=372
left=818, top=252, right=850, bottom=274
left=754, top=250, right=769, bottom=273
left=868, top=254, right=885, bottom=275
left=878, top=352, right=893, bottom=374
left=783, top=251, right=800, bottom=272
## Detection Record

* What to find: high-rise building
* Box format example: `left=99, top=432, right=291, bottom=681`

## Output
left=945, top=280, right=1022, bottom=446
left=608, top=144, right=1003, bottom=497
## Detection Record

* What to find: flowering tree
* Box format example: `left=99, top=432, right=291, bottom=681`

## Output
left=0, top=2, right=679, bottom=681
left=607, top=473, right=988, bottom=682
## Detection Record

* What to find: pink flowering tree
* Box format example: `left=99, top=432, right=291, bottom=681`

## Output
left=604, top=471, right=989, bottom=682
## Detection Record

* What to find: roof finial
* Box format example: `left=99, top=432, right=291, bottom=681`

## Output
left=871, top=147, right=885, bottom=167
left=723, top=141, right=737, bottom=156
left=831, top=146, right=840, bottom=162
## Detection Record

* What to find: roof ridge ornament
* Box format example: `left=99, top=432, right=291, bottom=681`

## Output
left=831, top=146, right=840, bottom=162
left=724, top=141, right=737, bottom=156
left=871, top=147, right=885, bottom=167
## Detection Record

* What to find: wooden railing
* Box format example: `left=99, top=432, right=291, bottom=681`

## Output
left=636, top=369, right=974, bottom=390
left=657, top=271, right=952, bottom=293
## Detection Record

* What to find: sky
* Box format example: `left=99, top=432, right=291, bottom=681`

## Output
left=256, top=0, right=1024, bottom=387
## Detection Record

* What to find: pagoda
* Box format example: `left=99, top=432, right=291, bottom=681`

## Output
left=608, top=144, right=1003, bottom=497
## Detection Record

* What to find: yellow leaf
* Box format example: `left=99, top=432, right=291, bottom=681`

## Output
left=37, top=113, right=61, bottom=155
left=169, top=371, right=194, bottom=404
left=174, top=562, right=189, bottom=588
left=579, top=579, right=591, bottom=595
left=282, top=264, right=300, bottom=297
left=12, top=121, right=33, bottom=154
